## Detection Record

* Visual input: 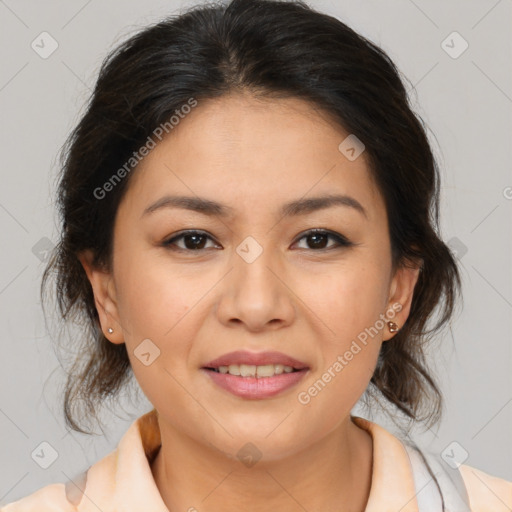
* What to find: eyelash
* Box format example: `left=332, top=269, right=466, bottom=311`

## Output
left=162, top=229, right=354, bottom=253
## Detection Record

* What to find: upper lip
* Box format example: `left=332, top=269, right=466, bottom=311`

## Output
left=202, top=350, right=309, bottom=370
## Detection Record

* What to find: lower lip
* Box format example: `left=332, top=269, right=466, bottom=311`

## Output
left=202, top=368, right=308, bottom=399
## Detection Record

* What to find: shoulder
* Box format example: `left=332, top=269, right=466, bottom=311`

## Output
left=459, top=463, right=512, bottom=512
left=0, top=482, right=77, bottom=512
left=1, top=410, right=156, bottom=512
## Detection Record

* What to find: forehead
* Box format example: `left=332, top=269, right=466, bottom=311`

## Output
left=119, top=92, right=384, bottom=222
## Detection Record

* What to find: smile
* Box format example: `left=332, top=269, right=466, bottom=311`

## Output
left=208, top=363, right=298, bottom=377
left=202, top=366, right=309, bottom=399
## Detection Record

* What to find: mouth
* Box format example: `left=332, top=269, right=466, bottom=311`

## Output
left=201, top=349, right=309, bottom=372
left=203, top=363, right=304, bottom=378
left=200, top=351, right=310, bottom=399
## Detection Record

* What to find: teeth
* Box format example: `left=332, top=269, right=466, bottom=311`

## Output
left=257, top=364, right=277, bottom=377
left=215, top=364, right=296, bottom=377
left=240, top=364, right=255, bottom=377
left=274, top=364, right=284, bottom=375
left=228, top=364, right=241, bottom=376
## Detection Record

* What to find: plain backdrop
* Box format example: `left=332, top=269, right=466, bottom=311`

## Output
left=0, top=0, right=511, bottom=505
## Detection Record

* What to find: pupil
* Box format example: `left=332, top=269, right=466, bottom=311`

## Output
left=308, top=233, right=327, bottom=249
left=183, top=233, right=328, bottom=250
left=185, top=234, right=205, bottom=250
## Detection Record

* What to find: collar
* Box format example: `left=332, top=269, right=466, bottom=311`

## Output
left=77, top=409, right=418, bottom=511
left=351, top=416, right=419, bottom=512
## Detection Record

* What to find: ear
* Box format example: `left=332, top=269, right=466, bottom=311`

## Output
left=77, top=249, right=124, bottom=344
left=382, top=259, right=422, bottom=341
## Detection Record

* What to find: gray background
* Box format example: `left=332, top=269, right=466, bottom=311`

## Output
left=1, top=0, right=511, bottom=505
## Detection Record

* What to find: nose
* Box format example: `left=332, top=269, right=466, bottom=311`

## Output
left=215, top=241, right=296, bottom=333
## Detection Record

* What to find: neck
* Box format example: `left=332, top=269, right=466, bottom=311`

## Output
left=151, top=415, right=373, bottom=512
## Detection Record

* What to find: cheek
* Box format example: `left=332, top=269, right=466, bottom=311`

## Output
left=304, top=259, right=389, bottom=345
left=114, top=255, right=200, bottom=409
left=295, top=259, right=387, bottom=410
left=296, top=272, right=383, bottom=428
left=114, top=251, right=194, bottom=344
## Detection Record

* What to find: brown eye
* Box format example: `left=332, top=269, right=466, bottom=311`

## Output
left=163, top=230, right=218, bottom=251
left=294, top=229, right=353, bottom=250
left=162, top=229, right=353, bottom=253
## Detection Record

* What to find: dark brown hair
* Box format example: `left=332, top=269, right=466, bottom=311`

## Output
left=42, top=0, right=461, bottom=445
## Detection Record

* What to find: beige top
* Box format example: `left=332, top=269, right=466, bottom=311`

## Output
left=2, top=408, right=511, bottom=511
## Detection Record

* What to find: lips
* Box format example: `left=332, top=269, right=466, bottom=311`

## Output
left=201, top=350, right=310, bottom=399
left=202, top=350, right=309, bottom=370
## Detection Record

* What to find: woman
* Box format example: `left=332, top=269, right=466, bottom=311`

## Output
left=2, top=0, right=510, bottom=510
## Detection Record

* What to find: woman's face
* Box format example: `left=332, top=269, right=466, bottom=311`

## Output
left=81, top=92, right=419, bottom=460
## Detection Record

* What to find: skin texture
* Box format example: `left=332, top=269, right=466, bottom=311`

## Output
left=79, top=91, right=420, bottom=512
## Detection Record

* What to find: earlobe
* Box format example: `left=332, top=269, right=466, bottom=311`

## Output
left=383, top=260, right=422, bottom=341
left=77, top=250, right=124, bottom=344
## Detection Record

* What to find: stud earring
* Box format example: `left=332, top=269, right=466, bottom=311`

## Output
left=387, top=321, right=399, bottom=333
left=107, top=328, right=114, bottom=334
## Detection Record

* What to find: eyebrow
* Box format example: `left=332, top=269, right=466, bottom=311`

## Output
left=141, top=194, right=367, bottom=220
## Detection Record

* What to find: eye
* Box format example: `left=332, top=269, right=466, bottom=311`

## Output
left=162, top=228, right=353, bottom=253
left=293, top=229, right=353, bottom=251
left=162, top=230, right=219, bottom=251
